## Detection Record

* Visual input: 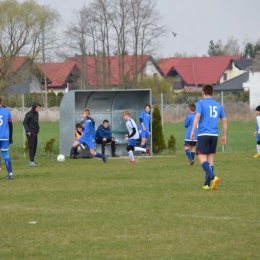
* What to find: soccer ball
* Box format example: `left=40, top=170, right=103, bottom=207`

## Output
left=57, top=154, right=65, bottom=162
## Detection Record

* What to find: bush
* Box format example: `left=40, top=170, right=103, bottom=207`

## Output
left=152, top=105, right=166, bottom=153
left=44, top=138, right=56, bottom=158
left=168, top=134, right=176, bottom=153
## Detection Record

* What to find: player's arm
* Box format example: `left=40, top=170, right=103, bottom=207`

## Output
left=221, top=117, right=228, bottom=145
left=8, top=118, right=13, bottom=144
left=190, top=113, right=200, bottom=140
left=23, top=113, right=30, bottom=134
left=125, top=128, right=136, bottom=139
left=184, top=116, right=189, bottom=128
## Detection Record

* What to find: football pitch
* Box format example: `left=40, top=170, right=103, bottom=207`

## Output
left=0, top=152, right=259, bottom=259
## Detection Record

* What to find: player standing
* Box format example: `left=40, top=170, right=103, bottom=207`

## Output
left=0, top=97, right=14, bottom=179
left=191, top=84, right=227, bottom=190
left=184, top=103, right=197, bottom=165
left=138, top=104, right=151, bottom=155
left=253, top=105, right=260, bottom=158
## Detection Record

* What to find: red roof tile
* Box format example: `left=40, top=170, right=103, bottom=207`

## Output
left=158, top=56, right=241, bottom=85
left=38, top=59, right=78, bottom=87
left=67, top=55, right=152, bottom=86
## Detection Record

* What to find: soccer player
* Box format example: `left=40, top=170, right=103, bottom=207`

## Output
left=253, top=105, right=260, bottom=158
left=23, top=102, right=41, bottom=166
left=95, top=119, right=119, bottom=157
left=0, top=97, right=14, bottom=179
left=190, top=84, right=227, bottom=190
left=184, top=103, right=197, bottom=165
left=122, top=110, right=150, bottom=163
left=138, top=104, right=151, bottom=155
left=72, top=108, right=107, bottom=163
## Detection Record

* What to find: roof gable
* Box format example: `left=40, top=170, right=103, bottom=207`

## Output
left=158, top=56, right=241, bottom=85
left=68, top=55, right=154, bottom=86
left=214, top=72, right=249, bottom=92
left=38, top=60, right=78, bottom=87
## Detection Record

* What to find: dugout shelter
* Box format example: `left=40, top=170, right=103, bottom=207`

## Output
left=59, top=89, right=152, bottom=157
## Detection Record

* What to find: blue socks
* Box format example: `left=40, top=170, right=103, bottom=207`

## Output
left=4, top=158, right=13, bottom=173
left=95, top=152, right=104, bottom=159
left=202, top=161, right=214, bottom=185
left=185, top=149, right=191, bottom=160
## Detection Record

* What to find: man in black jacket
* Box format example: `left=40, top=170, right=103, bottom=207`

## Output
left=23, top=102, right=41, bottom=166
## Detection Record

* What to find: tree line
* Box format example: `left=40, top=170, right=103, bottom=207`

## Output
left=0, top=0, right=259, bottom=94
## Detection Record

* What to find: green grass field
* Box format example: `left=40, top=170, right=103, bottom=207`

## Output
left=10, top=120, right=256, bottom=159
left=1, top=152, right=259, bottom=259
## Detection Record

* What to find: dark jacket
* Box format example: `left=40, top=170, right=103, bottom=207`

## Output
left=23, top=102, right=41, bottom=134
left=95, top=124, right=112, bottom=139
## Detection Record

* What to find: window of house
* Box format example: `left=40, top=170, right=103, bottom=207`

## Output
left=223, top=73, right=227, bottom=81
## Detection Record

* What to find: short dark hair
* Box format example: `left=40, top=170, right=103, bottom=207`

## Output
left=145, top=104, right=151, bottom=109
left=76, top=123, right=82, bottom=128
left=188, top=103, right=196, bottom=111
left=256, top=105, right=260, bottom=112
left=202, top=84, right=214, bottom=96
left=103, top=119, right=109, bottom=124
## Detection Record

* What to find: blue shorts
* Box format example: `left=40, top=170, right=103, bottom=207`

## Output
left=0, top=140, right=9, bottom=151
left=128, top=139, right=137, bottom=147
left=257, top=133, right=260, bottom=142
left=77, top=137, right=96, bottom=149
left=196, top=135, right=218, bottom=155
left=139, top=130, right=149, bottom=139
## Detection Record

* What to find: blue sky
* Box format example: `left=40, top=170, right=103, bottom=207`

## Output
left=28, top=0, right=260, bottom=57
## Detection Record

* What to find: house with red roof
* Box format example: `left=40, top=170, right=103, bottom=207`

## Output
left=67, top=54, right=163, bottom=89
left=158, top=56, right=242, bottom=92
left=0, top=56, right=42, bottom=94
left=37, top=59, right=80, bottom=94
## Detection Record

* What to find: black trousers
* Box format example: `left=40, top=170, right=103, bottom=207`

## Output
left=95, top=138, right=116, bottom=155
left=27, top=134, right=38, bottom=162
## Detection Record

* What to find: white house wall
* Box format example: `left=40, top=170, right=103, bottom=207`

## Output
left=141, top=60, right=162, bottom=78
left=243, top=72, right=260, bottom=110
left=219, top=62, right=245, bottom=84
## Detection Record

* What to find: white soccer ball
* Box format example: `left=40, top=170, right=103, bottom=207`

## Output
left=57, top=154, right=65, bottom=162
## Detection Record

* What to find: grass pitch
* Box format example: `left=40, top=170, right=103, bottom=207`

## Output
left=0, top=152, right=260, bottom=260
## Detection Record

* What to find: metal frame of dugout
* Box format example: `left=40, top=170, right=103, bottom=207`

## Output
left=59, top=89, right=152, bottom=157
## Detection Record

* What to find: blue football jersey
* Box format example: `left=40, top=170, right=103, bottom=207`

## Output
left=196, top=98, right=226, bottom=136
left=83, top=118, right=95, bottom=141
left=138, top=110, right=151, bottom=132
left=0, top=107, right=12, bottom=140
left=184, top=112, right=197, bottom=141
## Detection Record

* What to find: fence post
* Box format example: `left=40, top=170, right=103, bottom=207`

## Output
left=161, top=92, right=164, bottom=133
left=221, top=91, right=225, bottom=153
left=22, top=94, right=26, bottom=157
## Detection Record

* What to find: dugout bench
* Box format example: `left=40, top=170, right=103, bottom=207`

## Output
left=59, top=90, right=152, bottom=157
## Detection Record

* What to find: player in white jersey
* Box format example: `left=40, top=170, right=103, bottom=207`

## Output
left=253, top=105, right=260, bottom=158
left=122, top=110, right=150, bottom=163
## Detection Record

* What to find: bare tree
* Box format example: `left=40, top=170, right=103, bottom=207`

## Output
left=0, top=0, right=60, bottom=94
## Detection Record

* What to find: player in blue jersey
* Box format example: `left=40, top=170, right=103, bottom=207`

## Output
left=138, top=104, right=151, bottom=155
left=123, top=110, right=150, bottom=163
left=253, top=105, right=260, bottom=158
left=0, top=97, right=14, bottom=179
left=191, top=84, right=227, bottom=190
left=72, top=108, right=107, bottom=163
left=184, top=103, right=197, bottom=165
